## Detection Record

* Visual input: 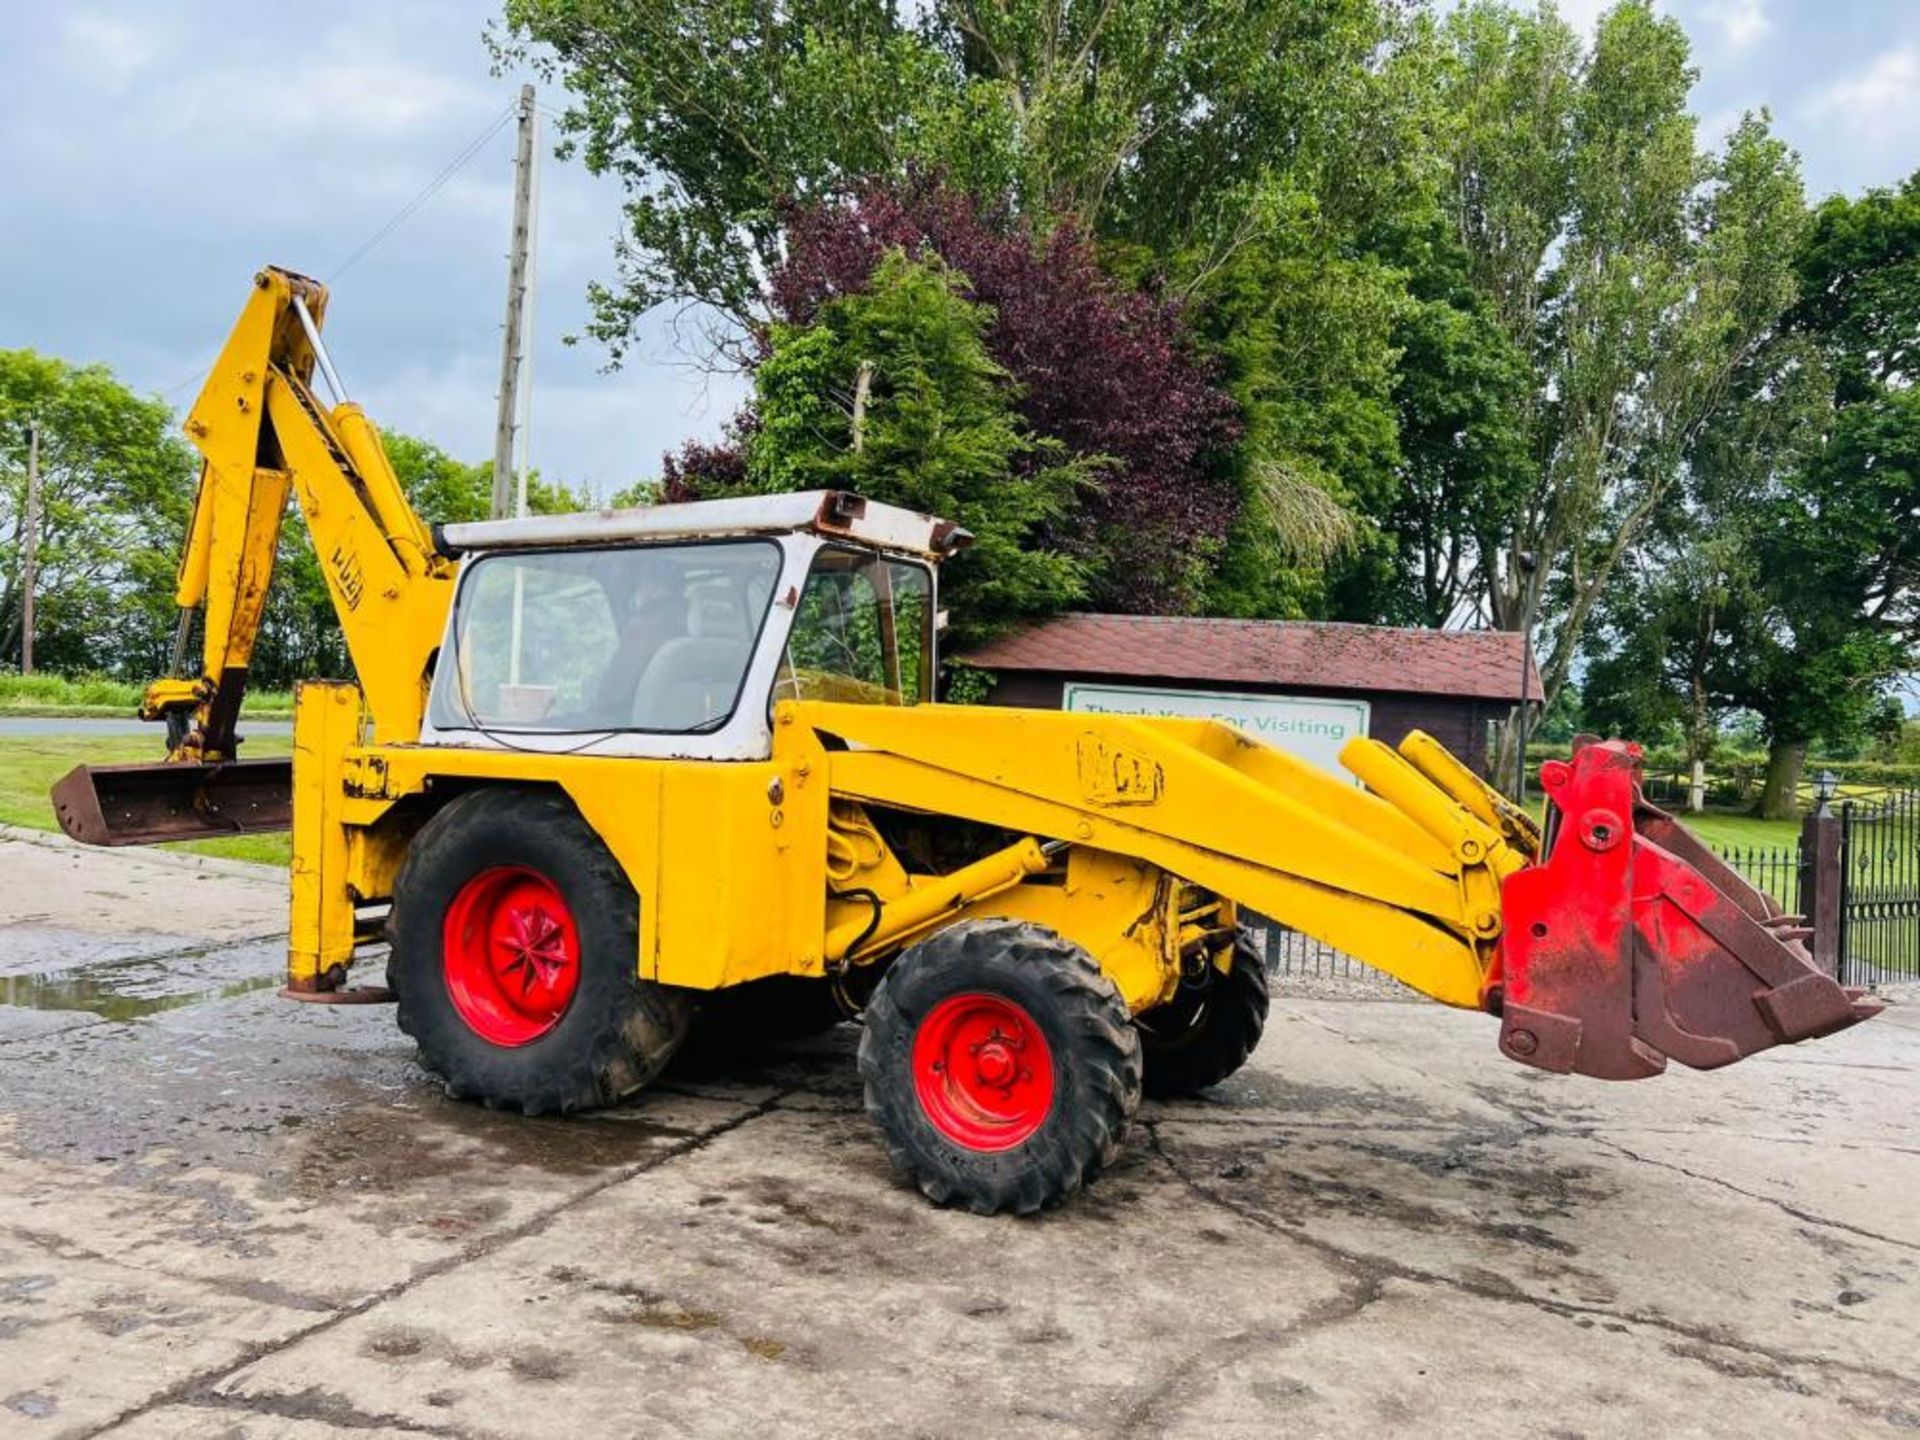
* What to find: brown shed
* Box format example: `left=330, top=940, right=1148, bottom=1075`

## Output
left=955, top=613, right=1542, bottom=778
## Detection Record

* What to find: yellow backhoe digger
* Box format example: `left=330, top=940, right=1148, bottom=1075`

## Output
left=53, top=269, right=1881, bottom=1213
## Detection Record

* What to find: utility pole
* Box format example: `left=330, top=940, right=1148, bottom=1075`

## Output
left=1511, top=550, right=1539, bottom=804
left=20, top=420, right=40, bottom=675
left=491, top=83, right=537, bottom=520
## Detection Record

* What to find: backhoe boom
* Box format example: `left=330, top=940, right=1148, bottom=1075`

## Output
left=54, top=268, right=454, bottom=845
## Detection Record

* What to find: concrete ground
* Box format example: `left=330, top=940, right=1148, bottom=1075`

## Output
left=0, top=828, right=1915, bottom=1440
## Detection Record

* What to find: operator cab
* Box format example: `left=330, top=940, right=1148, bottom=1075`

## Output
left=420, top=491, right=965, bottom=760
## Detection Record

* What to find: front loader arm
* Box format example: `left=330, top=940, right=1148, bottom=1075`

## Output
left=51, top=268, right=454, bottom=845
left=791, top=702, right=1880, bottom=1080
left=794, top=701, right=1524, bottom=1009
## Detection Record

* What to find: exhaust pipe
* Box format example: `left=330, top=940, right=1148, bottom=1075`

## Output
left=1493, top=740, right=1881, bottom=1080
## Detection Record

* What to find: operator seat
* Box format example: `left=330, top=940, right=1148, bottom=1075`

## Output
left=630, top=593, right=751, bottom=731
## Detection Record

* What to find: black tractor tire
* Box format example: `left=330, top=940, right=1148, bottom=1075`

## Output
left=1136, top=927, right=1271, bottom=1099
left=858, top=918, right=1142, bottom=1215
left=388, top=788, right=696, bottom=1116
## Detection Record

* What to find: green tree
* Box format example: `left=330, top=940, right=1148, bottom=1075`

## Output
left=1690, top=175, right=1920, bottom=815
left=497, top=0, right=1415, bottom=353
left=0, top=350, right=198, bottom=676
left=1429, top=4, right=1807, bottom=791
left=1182, top=193, right=1400, bottom=621
left=1581, top=530, right=1751, bottom=770
left=1607, top=174, right=1920, bottom=817
left=1871, top=719, right=1920, bottom=767
left=493, top=0, right=994, bottom=355
left=746, top=251, right=1089, bottom=640
left=1736, top=392, right=1919, bottom=814
left=1365, top=214, right=1533, bottom=627
left=499, top=0, right=1445, bottom=622
left=928, top=0, right=1411, bottom=249
left=1791, top=175, right=1920, bottom=405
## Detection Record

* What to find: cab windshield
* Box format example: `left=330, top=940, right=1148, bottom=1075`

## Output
left=433, top=540, right=781, bottom=734
left=777, top=548, right=933, bottom=706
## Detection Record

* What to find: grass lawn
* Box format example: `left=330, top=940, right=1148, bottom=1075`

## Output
left=0, top=733, right=292, bottom=867
left=1667, top=810, right=1802, bottom=852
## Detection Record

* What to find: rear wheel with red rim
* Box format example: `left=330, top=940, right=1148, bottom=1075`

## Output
left=389, top=788, right=695, bottom=1116
left=442, top=866, right=581, bottom=1046
left=1136, top=927, right=1270, bottom=1098
left=859, top=919, right=1141, bottom=1215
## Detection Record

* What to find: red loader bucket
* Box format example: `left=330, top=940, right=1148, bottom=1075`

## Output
left=1492, top=740, right=1882, bottom=1081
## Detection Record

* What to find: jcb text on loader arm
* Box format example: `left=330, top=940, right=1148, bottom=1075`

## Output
left=50, top=268, right=1880, bottom=1214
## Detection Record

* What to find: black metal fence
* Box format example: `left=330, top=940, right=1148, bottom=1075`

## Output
left=1840, top=790, right=1920, bottom=986
left=1252, top=921, right=1383, bottom=985
left=1712, top=842, right=1804, bottom=914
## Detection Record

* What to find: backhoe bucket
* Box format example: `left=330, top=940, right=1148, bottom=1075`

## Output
left=50, top=758, right=292, bottom=846
left=1493, top=741, right=1881, bottom=1081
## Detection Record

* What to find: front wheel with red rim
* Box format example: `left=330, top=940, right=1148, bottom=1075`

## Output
left=912, top=992, right=1057, bottom=1152
left=858, top=919, right=1142, bottom=1215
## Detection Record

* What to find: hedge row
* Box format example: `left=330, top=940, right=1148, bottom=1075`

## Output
left=1525, top=743, right=1920, bottom=790
left=0, top=672, right=296, bottom=717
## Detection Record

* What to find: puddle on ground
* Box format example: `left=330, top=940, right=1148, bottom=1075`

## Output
left=0, top=954, right=280, bottom=1019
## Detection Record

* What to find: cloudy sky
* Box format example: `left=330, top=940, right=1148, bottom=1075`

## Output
left=2, top=1, right=1917, bottom=498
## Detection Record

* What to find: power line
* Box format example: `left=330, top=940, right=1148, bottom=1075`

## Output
left=327, top=101, right=518, bottom=282
left=160, top=367, right=207, bottom=401
left=155, top=101, right=521, bottom=407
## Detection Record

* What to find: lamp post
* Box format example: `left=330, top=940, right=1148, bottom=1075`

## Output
left=1813, top=768, right=1838, bottom=818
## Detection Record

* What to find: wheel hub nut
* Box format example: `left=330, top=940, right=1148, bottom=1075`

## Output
left=975, top=1042, right=1015, bottom=1087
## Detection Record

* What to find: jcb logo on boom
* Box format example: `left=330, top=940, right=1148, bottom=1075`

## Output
left=1075, top=733, right=1164, bottom=807
left=328, top=545, right=366, bottom=611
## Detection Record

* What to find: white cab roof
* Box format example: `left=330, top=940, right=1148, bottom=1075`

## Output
left=439, top=490, right=970, bottom=561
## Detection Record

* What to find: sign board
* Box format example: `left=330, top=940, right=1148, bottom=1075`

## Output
left=1062, top=682, right=1370, bottom=782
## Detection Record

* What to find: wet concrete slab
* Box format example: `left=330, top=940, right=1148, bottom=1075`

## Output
left=0, top=835, right=1915, bottom=1437
left=0, top=828, right=284, bottom=954
left=221, top=1117, right=1319, bottom=1436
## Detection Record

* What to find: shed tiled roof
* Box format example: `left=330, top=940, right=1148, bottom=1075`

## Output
left=956, top=613, right=1543, bottom=703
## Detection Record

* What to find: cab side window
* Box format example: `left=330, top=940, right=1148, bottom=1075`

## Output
left=780, top=550, right=932, bottom=706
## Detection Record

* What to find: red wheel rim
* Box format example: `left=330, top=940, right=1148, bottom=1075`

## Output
left=911, top=992, right=1055, bottom=1152
left=442, top=866, right=581, bottom=1046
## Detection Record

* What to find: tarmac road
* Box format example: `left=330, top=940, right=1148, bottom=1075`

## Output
left=0, top=827, right=1915, bottom=1438
left=0, top=718, right=293, bottom=737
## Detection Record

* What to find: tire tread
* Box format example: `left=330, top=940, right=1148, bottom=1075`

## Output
left=857, top=918, right=1142, bottom=1215
left=1137, top=927, right=1270, bottom=1099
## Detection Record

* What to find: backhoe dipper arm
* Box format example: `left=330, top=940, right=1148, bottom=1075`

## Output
left=51, top=268, right=454, bottom=844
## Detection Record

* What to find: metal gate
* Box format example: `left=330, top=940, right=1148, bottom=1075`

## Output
left=1839, top=790, right=1920, bottom=986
